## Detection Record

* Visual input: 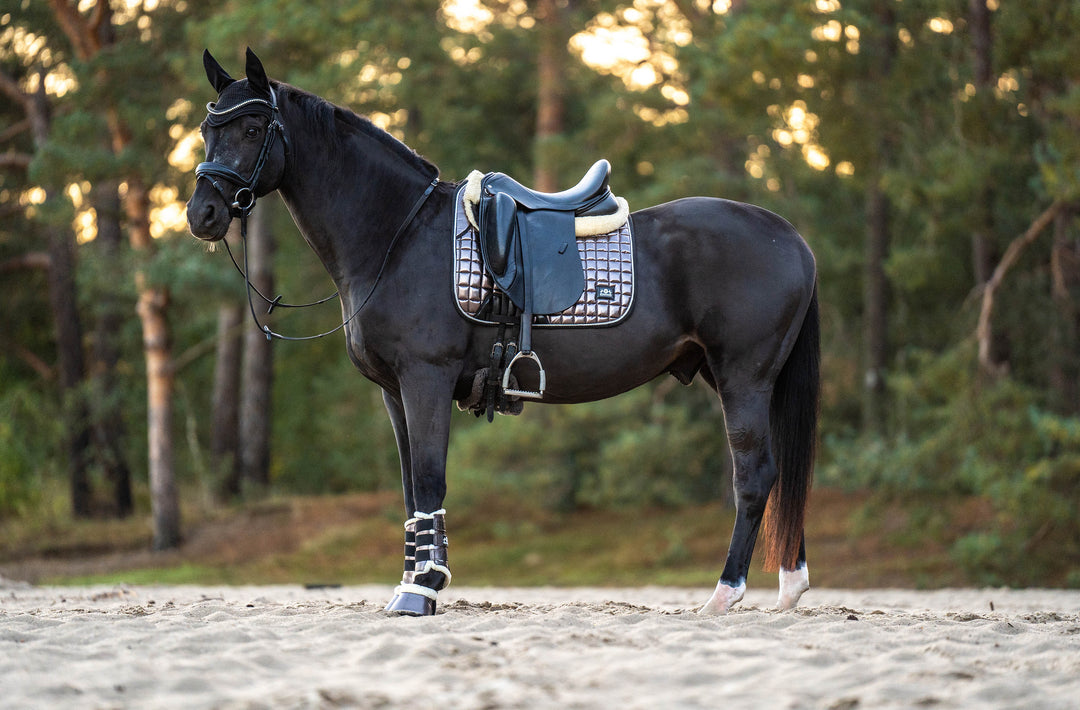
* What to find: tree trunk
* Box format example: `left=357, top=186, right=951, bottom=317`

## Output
left=863, top=178, right=890, bottom=433
left=212, top=302, right=244, bottom=500
left=1049, top=207, right=1079, bottom=413
left=137, top=281, right=180, bottom=549
left=18, top=68, right=95, bottom=517
left=129, top=178, right=181, bottom=548
left=977, top=200, right=1064, bottom=377
left=45, top=216, right=94, bottom=518
left=239, top=204, right=275, bottom=493
left=533, top=0, right=566, bottom=192
left=860, top=5, right=898, bottom=435
left=969, top=0, right=992, bottom=86
left=47, top=0, right=180, bottom=543
left=126, top=174, right=181, bottom=546
left=968, top=0, right=1008, bottom=367
left=89, top=180, right=133, bottom=517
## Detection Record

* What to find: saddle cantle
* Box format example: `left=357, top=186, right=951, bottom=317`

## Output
left=458, top=160, right=631, bottom=404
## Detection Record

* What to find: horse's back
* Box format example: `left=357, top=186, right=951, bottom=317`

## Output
left=632, top=196, right=813, bottom=279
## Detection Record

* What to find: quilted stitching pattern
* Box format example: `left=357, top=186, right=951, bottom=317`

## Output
left=453, top=187, right=634, bottom=327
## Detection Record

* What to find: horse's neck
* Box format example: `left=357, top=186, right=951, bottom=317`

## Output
left=276, top=100, right=433, bottom=285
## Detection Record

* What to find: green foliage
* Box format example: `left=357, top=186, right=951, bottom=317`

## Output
left=0, top=382, right=56, bottom=515
left=822, top=343, right=1080, bottom=584
left=3, top=0, right=1080, bottom=589
left=448, top=381, right=731, bottom=511
left=271, top=351, right=401, bottom=495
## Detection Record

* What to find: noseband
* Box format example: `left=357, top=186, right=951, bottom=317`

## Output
left=195, top=87, right=285, bottom=218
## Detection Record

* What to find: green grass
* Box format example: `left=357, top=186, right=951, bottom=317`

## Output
left=2, top=488, right=1058, bottom=589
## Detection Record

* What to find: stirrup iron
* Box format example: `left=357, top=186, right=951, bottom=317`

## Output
left=502, top=350, right=546, bottom=399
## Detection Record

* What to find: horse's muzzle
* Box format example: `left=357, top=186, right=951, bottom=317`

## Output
left=186, top=183, right=231, bottom=241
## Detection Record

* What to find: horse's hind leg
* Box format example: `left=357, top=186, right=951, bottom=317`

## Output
left=700, top=389, right=776, bottom=614
left=777, top=535, right=809, bottom=610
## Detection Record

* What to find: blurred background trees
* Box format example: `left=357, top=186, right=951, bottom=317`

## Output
left=1, top=0, right=1077, bottom=583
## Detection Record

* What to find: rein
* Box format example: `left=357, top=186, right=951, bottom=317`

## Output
left=231, top=177, right=439, bottom=342
left=197, top=83, right=440, bottom=341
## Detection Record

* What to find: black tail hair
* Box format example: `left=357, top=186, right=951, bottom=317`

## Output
left=762, top=284, right=820, bottom=571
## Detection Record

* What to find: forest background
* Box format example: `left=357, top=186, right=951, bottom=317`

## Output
left=1, top=0, right=1078, bottom=588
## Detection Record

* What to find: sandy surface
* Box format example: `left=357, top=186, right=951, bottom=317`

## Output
left=2, top=581, right=1078, bottom=709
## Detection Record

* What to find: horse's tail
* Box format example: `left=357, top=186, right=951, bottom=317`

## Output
left=762, top=283, right=820, bottom=572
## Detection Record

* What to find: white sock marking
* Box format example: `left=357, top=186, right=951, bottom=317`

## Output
left=777, top=564, right=810, bottom=610
left=699, top=579, right=746, bottom=615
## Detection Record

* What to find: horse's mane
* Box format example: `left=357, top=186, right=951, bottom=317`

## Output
left=276, top=82, right=438, bottom=179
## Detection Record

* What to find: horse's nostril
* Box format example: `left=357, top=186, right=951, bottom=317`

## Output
left=186, top=196, right=225, bottom=239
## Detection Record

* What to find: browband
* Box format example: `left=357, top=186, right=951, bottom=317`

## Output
left=204, top=87, right=279, bottom=126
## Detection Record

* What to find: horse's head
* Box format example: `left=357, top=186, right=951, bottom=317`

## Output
left=186, top=48, right=287, bottom=241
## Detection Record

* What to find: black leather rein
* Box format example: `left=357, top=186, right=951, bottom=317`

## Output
left=227, top=176, right=439, bottom=342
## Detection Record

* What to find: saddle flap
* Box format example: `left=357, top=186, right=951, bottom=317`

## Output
left=520, top=209, right=585, bottom=315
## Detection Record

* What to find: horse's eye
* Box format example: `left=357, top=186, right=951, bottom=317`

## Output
left=246, top=126, right=260, bottom=139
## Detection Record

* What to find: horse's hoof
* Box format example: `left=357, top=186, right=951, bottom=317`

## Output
left=385, top=591, right=436, bottom=616
left=699, top=579, right=745, bottom=615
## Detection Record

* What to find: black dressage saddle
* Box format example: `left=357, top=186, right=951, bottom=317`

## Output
left=474, top=159, right=622, bottom=399
left=478, top=159, right=619, bottom=314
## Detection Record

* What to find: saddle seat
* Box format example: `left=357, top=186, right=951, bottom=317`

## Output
left=481, top=159, right=618, bottom=215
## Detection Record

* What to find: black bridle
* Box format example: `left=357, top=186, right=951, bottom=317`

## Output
left=195, top=86, right=439, bottom=341
left=196, top=87, right=285, bottom=219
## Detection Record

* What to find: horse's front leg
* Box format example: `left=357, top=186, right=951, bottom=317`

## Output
left=382, top=390, right=421, bottom=612
left=383, top=376, right=454, bottom=616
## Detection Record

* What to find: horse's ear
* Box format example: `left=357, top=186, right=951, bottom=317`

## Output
left=203, top=49, right=235, bottom=94
left=245, top=48, right=271, bottom=96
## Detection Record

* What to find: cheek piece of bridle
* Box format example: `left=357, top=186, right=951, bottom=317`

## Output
left=194, top=86, right=439, bottom=342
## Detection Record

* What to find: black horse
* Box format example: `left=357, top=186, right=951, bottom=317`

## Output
left=187, top=49, right=820, bottom=616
